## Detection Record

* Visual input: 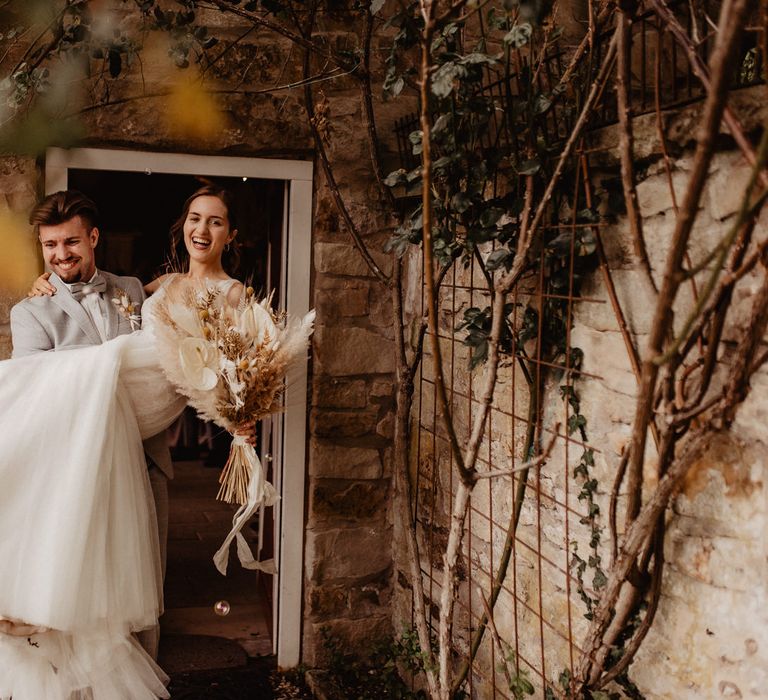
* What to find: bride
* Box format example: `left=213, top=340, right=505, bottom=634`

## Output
left=0, top=184, right=246, bottom=699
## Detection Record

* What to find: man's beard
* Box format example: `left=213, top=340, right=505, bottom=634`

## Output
left=54, top=261, right=84, bottom=283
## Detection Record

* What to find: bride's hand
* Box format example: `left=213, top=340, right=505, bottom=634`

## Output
left=235, top=419, right=257, bottom=447
left=28, top=272, right=55, bottom=297
left=0, top=617, right=49, bottom=636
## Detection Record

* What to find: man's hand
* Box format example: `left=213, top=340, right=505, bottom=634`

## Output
left=28, top=272, right=55, bottom=297
left=235, top=419, right=257, bottom=447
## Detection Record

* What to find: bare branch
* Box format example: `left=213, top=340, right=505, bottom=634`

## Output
left=473, top=428, right=558, bottom=479
left=645, top=0, right=768, bottom=189
left=623, top=0, right=752, bottom=527
left=498, top=31, right=619, bottom=294
left=615, top=2, right=658, bottom=293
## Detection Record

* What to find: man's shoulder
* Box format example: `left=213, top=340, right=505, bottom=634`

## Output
left=103, top=271, right=144, bottom=295
left=11, top=294, right=56, bottom=317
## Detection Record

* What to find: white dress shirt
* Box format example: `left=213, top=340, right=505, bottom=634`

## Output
left=65, top=270, right=108, bottom=341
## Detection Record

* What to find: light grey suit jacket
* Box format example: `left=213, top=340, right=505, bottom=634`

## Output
left=10, top=271, right=173, bottom=478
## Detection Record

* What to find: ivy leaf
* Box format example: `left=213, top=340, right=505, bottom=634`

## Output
left=533, top=93, right=552, bottom=114
left=503, top=23, right=532, bottom=48
left=567, top=413, right=586, bottom=435
left=470, top=340, right=489, bottom=369
left=451, top=191, right=471, bottom=213
left=459, top=52, right=497, bottom=66
left=485, top=248, right=510, bottom=271
left=592, top=569, right=608, bottom=591
left=409, top=128, right=423, bottom=155
left=432, top=113, right=451, bottom=135
left=480, top=207, right=504, bottom=228
left=384, top=169, right=406, bottom=187
left=431, top=62, right=466, bottom=98
left=576, top=230, right=597, bottom=256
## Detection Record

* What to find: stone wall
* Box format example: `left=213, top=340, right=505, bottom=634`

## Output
left=392, top=89, right=768, bottom=698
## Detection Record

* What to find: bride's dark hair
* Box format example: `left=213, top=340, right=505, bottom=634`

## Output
left=168, top=183, right=241, bottom=273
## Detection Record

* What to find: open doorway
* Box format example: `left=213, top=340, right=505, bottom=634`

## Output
left=67, top=168, right=283, bottom=670
left=46, top=147, right=313, bottom=670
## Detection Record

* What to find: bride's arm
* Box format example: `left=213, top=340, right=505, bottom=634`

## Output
left=226, top=280, right=245, bottom=307
left=144, top=273, right=172, bottom=295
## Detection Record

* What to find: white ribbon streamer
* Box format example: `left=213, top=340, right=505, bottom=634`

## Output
left=213, top=434, right=280, bottom=575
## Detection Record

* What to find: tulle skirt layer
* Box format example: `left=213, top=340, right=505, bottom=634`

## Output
left=0, top=333, right=185, bottom=698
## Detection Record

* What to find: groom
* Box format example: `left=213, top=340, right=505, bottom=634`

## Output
left=10, top=189, right=171, bottom=659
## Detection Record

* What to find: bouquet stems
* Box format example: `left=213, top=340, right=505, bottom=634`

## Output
left=217, top=435, right=254, bottom=505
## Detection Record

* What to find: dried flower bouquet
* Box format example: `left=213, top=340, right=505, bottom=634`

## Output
left=154, top=280, right=314, bottom=573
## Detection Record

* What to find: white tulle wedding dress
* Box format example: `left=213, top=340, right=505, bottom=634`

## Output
left=0, top=288, right=187, bottom=700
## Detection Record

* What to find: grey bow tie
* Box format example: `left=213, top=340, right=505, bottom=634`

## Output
left=70, top=275, right=107, bottom=301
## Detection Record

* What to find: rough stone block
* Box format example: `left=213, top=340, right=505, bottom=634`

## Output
left=311, top=408, right=378, bottom=438
left=313, top=325, right=394, bottom=375
left=707, top=154, right=753, bottom=221
left=309, top=478, right=389, bottom=523
left=369, top=379, right=392, bottom=400
left=308, top=576, right=391, bottom=621
left=315, top=286, right=369, bottom=320
left=314, top=241, right=391, bottom=278
left=309, top=442, right=384, bottom=479
left=305, top=526, right=391, bottom=583
left=312, top=377, right=367, bottom=409
left=302, top=614, right=392, bottom=667
left=636, top=168, right=691, bottom=216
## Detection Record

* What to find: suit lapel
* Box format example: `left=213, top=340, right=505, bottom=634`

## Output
left=103, top=274, right=121, bottom=340
left=49, top=273, right=103, bottom=346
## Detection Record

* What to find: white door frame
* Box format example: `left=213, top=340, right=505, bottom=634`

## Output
left=45, top=146, right=312, bottom=668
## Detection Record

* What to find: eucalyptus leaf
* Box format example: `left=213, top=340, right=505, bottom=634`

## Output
left=370, top=0, right=385, bottom=15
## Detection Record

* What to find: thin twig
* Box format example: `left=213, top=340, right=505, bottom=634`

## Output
left=473, top=428, right=558, bottom=478
left=303, top=54, right=391, bottom=286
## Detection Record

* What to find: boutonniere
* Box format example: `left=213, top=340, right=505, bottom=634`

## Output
left=112, top=288, right=141, bottom=331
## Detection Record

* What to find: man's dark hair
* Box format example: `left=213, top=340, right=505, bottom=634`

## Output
left=29, top=190, right=99, bottom=234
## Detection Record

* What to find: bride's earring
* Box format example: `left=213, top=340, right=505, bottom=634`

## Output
left=225, top=242, right=231, bottom=252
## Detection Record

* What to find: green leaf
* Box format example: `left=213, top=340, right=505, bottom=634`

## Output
left=451, top=191, right=471, bottom=213
left=503, top=23, right=532, bottom=48
left=390, top=76, right=405, bottom=97
left=485, top=248, right=510, bottom=271
left=384, top=169, right=406, bottom=187
left=459, top=52, right=497, bottom=66
left=431, top=62, right=466, bottom=98
left=370, top=0, right=385, bottom=14
left=533, top=93, right=552, bottom=114
left=592, top=569, right=608, bottom=591
left=432, top=113, right=451, bottom=134
left=470, top=340, right=489, bottom=368
left=480, top=206, right=504, bottom=228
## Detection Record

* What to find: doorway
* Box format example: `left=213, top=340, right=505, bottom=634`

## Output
left=45, top=147, right=313, bottom=669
